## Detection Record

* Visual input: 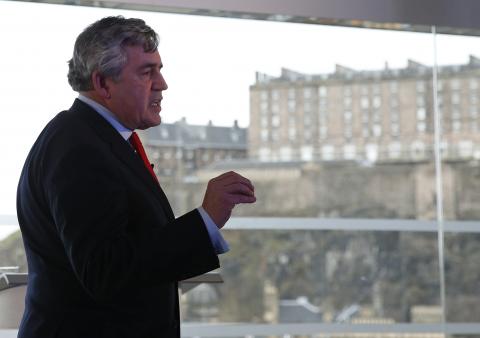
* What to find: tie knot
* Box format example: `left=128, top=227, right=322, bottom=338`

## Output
left=129, top=131, right=143, bottom=154
left=128, top=131, right=159, bottom=184
left=129, top=131, right=139, bottom=145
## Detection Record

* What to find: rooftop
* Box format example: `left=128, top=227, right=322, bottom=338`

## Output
left=142, top=118, right=247, bottom=150
left=253, top=55, right=480, bottom=85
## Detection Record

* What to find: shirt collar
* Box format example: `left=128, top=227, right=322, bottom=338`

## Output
left=77, top=94, right=133, bottom=140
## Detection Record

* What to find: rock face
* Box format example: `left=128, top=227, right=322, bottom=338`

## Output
left=163, top=160, right=478, bottom=220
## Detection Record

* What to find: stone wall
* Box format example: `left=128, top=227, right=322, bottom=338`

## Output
left=160, top=160, right=480, bottom=220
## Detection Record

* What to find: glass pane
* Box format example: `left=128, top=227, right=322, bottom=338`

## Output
left=154, top=18, right=444, bottom=328
left=182, top=229, right=440, bottom=324
left=435, top=32, right=480, bottom=324
left=444, top=233, right=480, bottom=322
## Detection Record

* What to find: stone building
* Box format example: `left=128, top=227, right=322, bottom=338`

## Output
left=249, top=56, right=480, bottom=163
left=140, top=118, right=247, bottom=179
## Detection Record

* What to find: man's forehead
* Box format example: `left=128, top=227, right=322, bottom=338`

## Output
left=125, top=45, right=162, bottom=66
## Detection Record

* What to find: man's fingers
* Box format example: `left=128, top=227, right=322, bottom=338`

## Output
left=223, top=182, right=255, bottom=197
left=203, top=171, right=257, bottom=227
left=212, top=171, right=254, bottom=189
left=210, top=171, right=234, bottom=182
left=212, top=174, right=255, bottom=192
left=224, top=180, right=254, bottom=192
left=227, top=193, right=257, bottom=204
left=210, top=171, right=239, bottom=182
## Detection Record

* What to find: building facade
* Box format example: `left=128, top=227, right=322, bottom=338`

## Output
left=249, top=56, right=480, bottom=162
left=141, top=118, right=247, bottom=179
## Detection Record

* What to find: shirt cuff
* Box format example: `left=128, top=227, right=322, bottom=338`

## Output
left=197, top=206, right=230, bottom=255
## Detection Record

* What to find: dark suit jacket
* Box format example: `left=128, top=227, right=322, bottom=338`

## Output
left=16, top=99, right=220, bottom=338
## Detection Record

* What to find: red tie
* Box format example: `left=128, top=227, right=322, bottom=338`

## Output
left=129, top=131, right=159, bottom=184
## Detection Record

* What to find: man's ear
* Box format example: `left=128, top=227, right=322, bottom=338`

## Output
left=91, top=71, right=111, bottom=99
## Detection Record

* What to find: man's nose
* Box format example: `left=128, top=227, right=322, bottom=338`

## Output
left=153, top=72, right=168, bottom=91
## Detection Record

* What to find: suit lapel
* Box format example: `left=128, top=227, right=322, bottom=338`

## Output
left=110, top=139, right=175, bottom=220
left=69, top=99, right=175, bottom=220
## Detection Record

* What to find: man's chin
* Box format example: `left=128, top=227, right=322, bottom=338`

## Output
left=138, top=117, right=162, bottom=130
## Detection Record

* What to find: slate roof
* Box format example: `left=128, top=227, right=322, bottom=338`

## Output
left=143, top=119, right=247, bottom=150
left=253, top=55, right=480, bottom=85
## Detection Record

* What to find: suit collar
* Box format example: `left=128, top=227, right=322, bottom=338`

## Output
left=68, top=99, right=175, bottom=220
left=77, top=94, right=132, bottom=140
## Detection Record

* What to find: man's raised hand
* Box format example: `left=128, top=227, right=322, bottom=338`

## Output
left=202, top=171, right=256, bottom=229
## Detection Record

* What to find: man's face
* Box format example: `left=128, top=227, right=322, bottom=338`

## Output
left=105, top=45, right=168, bottom=130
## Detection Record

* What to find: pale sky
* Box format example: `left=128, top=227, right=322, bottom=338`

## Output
left=1, top=0, right=480, bottom=221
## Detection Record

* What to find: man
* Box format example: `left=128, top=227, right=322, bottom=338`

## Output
left=16, top=16, right=255, bottom=338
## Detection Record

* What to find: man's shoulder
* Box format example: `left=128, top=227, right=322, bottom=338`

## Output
left=29, top=101, right=104, bottom=157
left=50, top=99, right=97, bottom=130
left=43, top=108, right=93, bottom=142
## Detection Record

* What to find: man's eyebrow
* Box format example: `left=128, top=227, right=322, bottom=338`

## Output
left=138, top=62, right=163, bottom=70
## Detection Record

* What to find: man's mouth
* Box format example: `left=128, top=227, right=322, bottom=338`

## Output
left=151, top=99, right=161, bottom=108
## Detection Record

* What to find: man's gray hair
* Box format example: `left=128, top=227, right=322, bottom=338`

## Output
left=67, top=16, right=159, bottom=91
